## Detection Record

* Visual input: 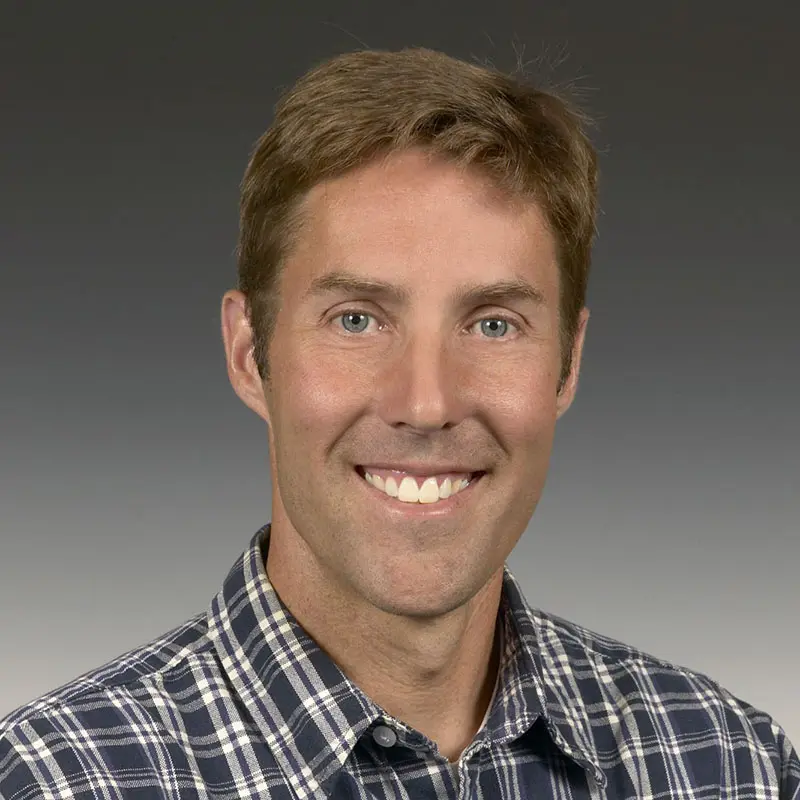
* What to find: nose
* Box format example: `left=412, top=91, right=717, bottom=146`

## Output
left=375, top=330, right=470, bottom=434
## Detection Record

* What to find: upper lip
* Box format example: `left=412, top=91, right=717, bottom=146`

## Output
left=357, top=463, right=485, bottom=475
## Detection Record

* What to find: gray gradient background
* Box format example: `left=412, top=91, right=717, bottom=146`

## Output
left=2, top=2, right=798, bottom=742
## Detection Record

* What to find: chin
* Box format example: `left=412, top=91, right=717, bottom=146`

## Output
left=350, top=558, right=490, bottom=620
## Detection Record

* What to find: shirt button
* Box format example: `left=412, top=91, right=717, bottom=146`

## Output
left=373, top=724, right=397, bottom=748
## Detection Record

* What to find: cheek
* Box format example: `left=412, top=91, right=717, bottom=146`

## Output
left=272, top=344, right=373, bottom=433
left=482, top=367, right=560, bottom=484
left=496, top=391, right=558, bottom=458
left=486, top=354, right=561, bottom=429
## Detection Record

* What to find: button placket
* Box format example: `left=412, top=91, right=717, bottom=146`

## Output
left=373, top=724, right=398, bottom=748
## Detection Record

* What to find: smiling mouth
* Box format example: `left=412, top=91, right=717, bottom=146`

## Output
left=354, top=466, right=486, bottom=505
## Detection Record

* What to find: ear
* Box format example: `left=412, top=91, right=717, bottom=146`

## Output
left=556, top=307, right=590, bottom=419
left=220, top=290, right=271, bottom=425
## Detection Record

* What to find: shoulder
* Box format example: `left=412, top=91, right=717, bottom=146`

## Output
left=0, top=612, right=213, bottom=798
left=532, top=606, right=800, bottom=790
left=1, top=611, right=212, bottom=726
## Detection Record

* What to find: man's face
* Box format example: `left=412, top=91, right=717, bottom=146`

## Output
left=225, top=149, right=587, bottom=619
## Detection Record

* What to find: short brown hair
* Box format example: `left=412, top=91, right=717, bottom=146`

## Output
left=238, top=47, right=598, bottom=389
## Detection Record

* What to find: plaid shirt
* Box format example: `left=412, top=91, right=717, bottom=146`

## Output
left=1, top=524, right=797, bottom=799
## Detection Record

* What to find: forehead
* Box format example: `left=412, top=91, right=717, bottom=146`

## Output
left=283, top=150, right=559, bottom=302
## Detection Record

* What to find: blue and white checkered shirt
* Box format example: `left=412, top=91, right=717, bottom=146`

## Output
left=1, top=524, right=798, bottom=799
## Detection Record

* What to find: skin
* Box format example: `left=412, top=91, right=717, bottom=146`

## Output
left=221, top=148, right=588, bottom=764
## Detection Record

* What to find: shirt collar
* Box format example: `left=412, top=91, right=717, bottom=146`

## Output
left=207, top=524, right=606, bottom=795
left=496, top=565, right=607, bottom=787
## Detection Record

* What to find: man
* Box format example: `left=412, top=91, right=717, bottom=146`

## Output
left=1, top=47, right=797, bottom=799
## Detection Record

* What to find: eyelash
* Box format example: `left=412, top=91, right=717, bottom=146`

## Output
left=331, top=309, right=522, bottom=339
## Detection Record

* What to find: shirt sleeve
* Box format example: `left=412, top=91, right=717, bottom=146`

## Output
left=778, top=729, right=800, bottom=800
left=0, top=721, right=48, bottom=799
left=744, top=704, right=800, bottom=800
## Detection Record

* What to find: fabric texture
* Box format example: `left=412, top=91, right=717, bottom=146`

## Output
left=1, top=523, right=798, bottom=799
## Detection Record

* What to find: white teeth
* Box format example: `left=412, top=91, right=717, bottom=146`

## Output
left=397, top=476, right=420, bottom=502
left=363, top=471, right=473, bottom=503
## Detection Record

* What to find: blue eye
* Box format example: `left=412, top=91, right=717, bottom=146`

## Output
left=339, top=312, right=371, bottom=333
left=478, top=318, right=509, bottom=338
left=335, top=311, right=518, bottom=338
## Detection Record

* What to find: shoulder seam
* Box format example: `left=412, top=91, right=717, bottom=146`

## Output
left=1, top=613, right=214, bottom=731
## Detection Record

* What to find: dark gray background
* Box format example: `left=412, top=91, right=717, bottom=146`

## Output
left=2, top=1, right=798, bottom=740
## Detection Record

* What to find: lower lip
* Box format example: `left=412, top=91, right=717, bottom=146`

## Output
left=354, top=468, right=486, bottom=518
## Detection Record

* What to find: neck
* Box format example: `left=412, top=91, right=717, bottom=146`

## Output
left=265, top=526, right=505, bottom=764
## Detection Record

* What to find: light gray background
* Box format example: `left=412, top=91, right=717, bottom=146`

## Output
left=2, top=2, right=798, bottom=741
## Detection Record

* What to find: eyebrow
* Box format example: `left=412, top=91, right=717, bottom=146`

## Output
left=304, top=270, right=547, bottom=310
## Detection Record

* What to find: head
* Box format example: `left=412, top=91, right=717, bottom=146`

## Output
left=222, top=48, right=597, bottom=619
